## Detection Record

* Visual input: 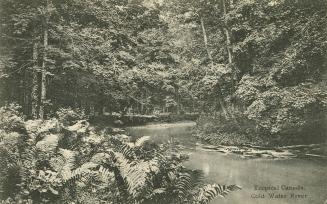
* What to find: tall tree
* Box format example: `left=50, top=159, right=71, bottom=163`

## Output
left=31, top=37, right=39, bottom=118
left=39, top=0, right=50, bottom=119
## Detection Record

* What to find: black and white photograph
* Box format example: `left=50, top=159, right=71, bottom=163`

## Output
left=0, top=0, right=326, bottom=203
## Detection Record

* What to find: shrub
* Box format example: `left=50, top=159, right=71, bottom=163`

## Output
left=0, top=110, right=240, bottom=204
left=0, top=104, right=25, bottom=134
left=56, top=108, right=87, bottom=126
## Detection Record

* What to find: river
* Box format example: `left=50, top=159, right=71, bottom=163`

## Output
left=126, top=122, right=327, bottom=204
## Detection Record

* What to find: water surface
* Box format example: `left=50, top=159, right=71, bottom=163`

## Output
left=126, top=122, right=327, bottom=204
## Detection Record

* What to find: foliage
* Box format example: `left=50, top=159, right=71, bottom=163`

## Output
left=56, top=107, right=86, bottom=126
left=0, top=104, right=25, bottom=134
left=0, top=108, right=240, bottom=203
left=185, top=0, right=327, bottom=145
left=244, top=83, right=327, bottom=144
left=0, top=0, right=181, bottom=116
left=0, top=0, right=326, bottom=157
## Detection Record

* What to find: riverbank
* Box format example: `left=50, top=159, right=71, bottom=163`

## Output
left=194, top=112, right=326, bottom=149
left=196, top=142, right=327, bottom=160
left=125, top=121, right=327, bottom=160
left=125, top=120, right=327, bottom=160
left=90, top=113, right=199, bottom=127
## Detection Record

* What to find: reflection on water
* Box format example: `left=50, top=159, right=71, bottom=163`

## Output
left=126, top=122, right=327, bottom=204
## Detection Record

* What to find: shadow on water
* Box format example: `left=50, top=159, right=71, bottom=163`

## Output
left=126, top=122, right=327, bottom=204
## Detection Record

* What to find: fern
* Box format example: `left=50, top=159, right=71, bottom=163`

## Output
left=98, top=166, right=114, bottom=182
left=170, top=169, right=204, bottom=201
left=193, top=184, right=242, bottom=204
left=0, top=114, right=242, bottom=204
left=134, top=136, right=151, bottom=147
left=62, top=162, right=98, bottom=183
left=175, top=172, right=192, bottom=197
left=119, top=143, right=137, bottom=158
left=112, top=136, right=152, bottom=159
left=59, top=148, right=76, bottom=170
left=113, top=152, right=162, bottom=198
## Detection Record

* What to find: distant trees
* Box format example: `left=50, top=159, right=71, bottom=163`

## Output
left=0, top=0, right=179, bottom=118
left=1, top=0, right=326, bottom=143
left=162, top=0, right=327, bottom=144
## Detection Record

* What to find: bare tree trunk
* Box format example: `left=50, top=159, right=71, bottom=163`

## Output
left=222, top=0, right=233, bottom=64
left=40, top=0, right=49, bottom=120
left=216, top=84, right=229, bottom=119
left=31, top=40, right=39, bottom=118
left=200, top=16, right=230, bottom=120
left=102, top=106, right=106, bottom=115
left=221, top=0, right=240, bottom=127
left=192, top=99, right=195, bottom=113
left=214, top=0, right=233, bottom=63
left=23, top=76, right=29, bottom=115
left=175, top=86, right=180, bottom=114
left=200, top=17, right=213, bottom=62
left=141, top=92, right=144, bottom=114
left=145, top=88, right=148, bottom=114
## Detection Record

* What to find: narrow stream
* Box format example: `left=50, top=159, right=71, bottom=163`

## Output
left=126, top=122, right=327, bottom=204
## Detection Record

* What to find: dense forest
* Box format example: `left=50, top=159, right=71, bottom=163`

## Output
left=1, top=0, right=327, bottom=144
left=0, top=0, right=327, bottom=203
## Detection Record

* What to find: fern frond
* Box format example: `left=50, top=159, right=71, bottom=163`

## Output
left=193, top=184, right=241, bottom=204
left=134, top=136, right=151, bottom=147
left=62, top=162, right=98, bottom=183
left=119, top=143, right=136, bottom=158
left=189, top=169, right=204, bottom=188
left=59, top=148, right=76, bottom=170
left=113, top=152, right=162, bottom=198
left=98, top=166, right=114, bottom=182
left=175, top=172, right=193, bottom=199
left=111, top=136, right=152, bottom=159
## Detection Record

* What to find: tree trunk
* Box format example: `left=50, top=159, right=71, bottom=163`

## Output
left=225, top=28, right=233, bottom=63
left=141, top=92, right=144, bottom=114
left=23, top=73, right=29, bottom=115
left=201, top=16, right=230, bottom=120
left=221, top=0, right=240, bottom=126
left=200, top=17, right=213, bottom=63
left=175, top=86, right=180, bottom=114
left=222, top=0, right=233, bottom=64
left=192, top=99, right=195, bottom=113
left=39, top=0, right=49, bottom=120
left=102, top=106, right=106, bottom=115
left=216, top=84, right=229, bottom=119
left=31, top=41, right=39, bottom=118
